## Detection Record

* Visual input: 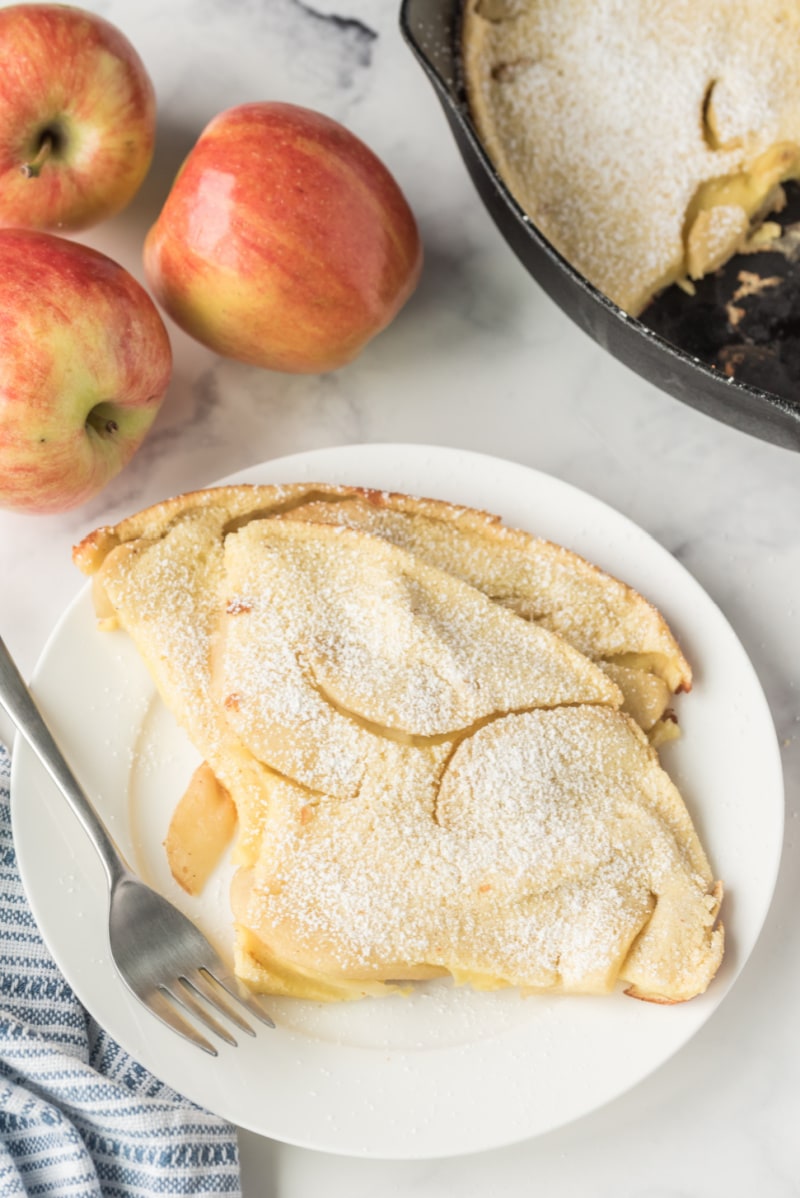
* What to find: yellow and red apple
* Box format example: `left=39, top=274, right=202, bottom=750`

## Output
left=0, top=230, right=172, bottom=514
left=144, top=102, right=423, bottom=373
left=0, top=3, right=155, bottom=231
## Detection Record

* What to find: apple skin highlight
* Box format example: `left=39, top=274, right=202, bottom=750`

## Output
left=0, top=3, right=156, bottom=231
left=144, top=102, right=423, bottom=373
left=0, top=231, right=172, bottom=514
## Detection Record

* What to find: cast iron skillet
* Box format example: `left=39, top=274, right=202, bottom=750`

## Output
left=399, top=0, right=800, bottom=451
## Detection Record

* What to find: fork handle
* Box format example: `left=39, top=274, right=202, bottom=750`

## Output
left=0, top=634, right=128, bottom=888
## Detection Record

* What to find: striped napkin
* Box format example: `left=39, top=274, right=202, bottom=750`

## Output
left=0, top=745, right=242, bottom=1197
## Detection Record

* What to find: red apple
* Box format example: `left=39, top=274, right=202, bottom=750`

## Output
left=143, top=102, right=423, bottom=373
left=0, top=4, right=155, bottom=231
left=0, top=230, right=172, bottom=514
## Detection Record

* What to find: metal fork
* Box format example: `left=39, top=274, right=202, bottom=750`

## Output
left=0, top=634, right=274, bottom=1055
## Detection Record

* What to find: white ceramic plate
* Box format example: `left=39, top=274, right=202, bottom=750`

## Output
left=11, top=444, right=783, bottom=1159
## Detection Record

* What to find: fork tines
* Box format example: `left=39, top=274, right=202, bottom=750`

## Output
left=149, top=966, right=275, bottom=1055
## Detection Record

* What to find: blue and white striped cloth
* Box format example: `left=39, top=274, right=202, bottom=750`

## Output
left=0, top=745, right=242, bottom=1196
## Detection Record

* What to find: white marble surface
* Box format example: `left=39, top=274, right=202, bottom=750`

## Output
left=1, top=1, right=799, bottom=1194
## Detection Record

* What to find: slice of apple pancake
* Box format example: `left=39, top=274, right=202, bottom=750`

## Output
left=72, top=483, right=721, bottom=1003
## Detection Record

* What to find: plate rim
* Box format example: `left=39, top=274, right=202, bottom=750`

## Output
left=10, top=442, right=785, bottom=1158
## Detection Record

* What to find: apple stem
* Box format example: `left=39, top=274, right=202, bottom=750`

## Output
left=20, top=135, right=53, bottom=179
left=86, top=408, right=119, bottom=438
